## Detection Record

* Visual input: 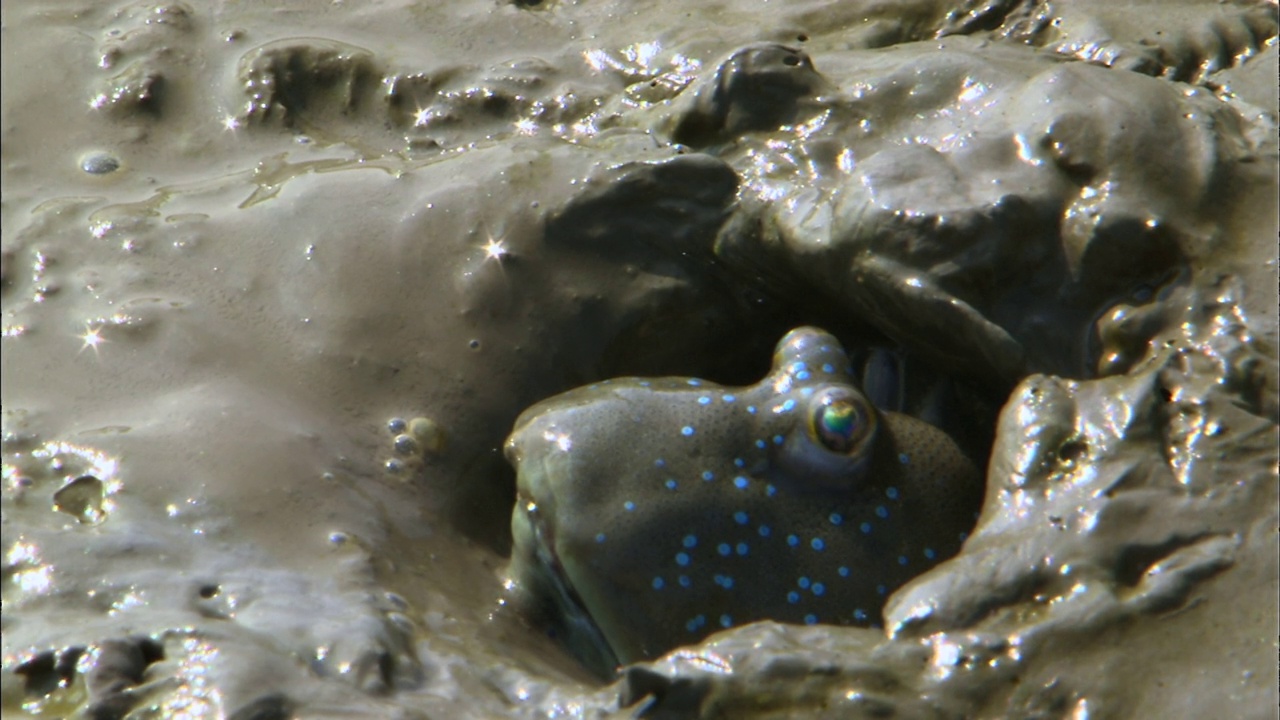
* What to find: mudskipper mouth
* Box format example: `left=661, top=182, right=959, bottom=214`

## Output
left=516, top=491, right=621, bottom=678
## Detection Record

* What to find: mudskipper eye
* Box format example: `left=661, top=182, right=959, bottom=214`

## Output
left=808, top=388, right=876, bottom=455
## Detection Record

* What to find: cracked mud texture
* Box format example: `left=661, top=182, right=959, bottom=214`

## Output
left=2, top=0, right=1276, bottom=718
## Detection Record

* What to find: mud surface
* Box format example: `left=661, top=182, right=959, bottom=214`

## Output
left=2, top=1, right=1277, bottom=718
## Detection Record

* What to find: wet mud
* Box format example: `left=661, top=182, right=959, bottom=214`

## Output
left=2, top=1, right=1277, bottom=718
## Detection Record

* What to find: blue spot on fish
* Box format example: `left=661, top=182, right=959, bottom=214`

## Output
left=886, top=487, right=900, bottom=500
left=676, top=552, right=690, bottom=566
left=811, top=538, right=825, bottom=551
left=717, top=543, right=731, bottom=556
left=733, top=511, right=749, bottom=524
left=734, top=476, right=749, bottom=489
left=829, top=513, right=843, bottom=525
left=652, top=577, right=664, bottom=589
left=683, top=535, right=697, bottom=548
left=682, top=426, right=695, bottom=436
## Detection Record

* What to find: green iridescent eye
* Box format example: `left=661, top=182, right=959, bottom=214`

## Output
left=808, top=389, right=875, bottom=455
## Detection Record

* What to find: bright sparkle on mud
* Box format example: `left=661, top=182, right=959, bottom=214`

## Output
left=483, top=238, right=509, bottom=261
left=79, top=326, right=106, bottom=354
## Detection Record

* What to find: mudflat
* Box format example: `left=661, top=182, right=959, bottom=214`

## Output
left=3, top=1, right=1276, bottom=718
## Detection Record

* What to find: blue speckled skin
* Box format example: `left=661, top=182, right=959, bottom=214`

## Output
left=504, top=327, right=982, bottom=675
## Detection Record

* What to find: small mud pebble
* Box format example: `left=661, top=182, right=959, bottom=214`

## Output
left=80, top=152, right=121, bottom=175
